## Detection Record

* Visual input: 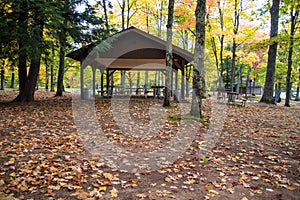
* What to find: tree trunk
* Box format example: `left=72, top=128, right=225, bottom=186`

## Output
left=23, top=55, right=41, bottom=101
left=120, top=0, right=125, bottom=30
left=126, top=0, right=130, bottom=28
left=55, top=33, right=66, bottom=96
left=121, top=70, right=126, bottom=94
left=230, top=39, right=237, bottom=92
left=295, top=85, right=299, bottom=101
left=191, top=0, right=206, bottom=118
left=0, top=68, right=4, bottom=90
left=10, top=69, right=15, bottom=89
left=275, top=82, right=281, bottom=103
left=237, top=64, right=243, bottom=94
left=45, top=56, right=49, bottom=90
left=246, top=65, right=251, bottom=97
left=231, top=0, right=240, bottom=92
left=145, top=71, right=148, bottom=88
left=186, top=65, right=191, bottom=98
left=284, top=2, right=297, bottom=107
left=157, top=0, right=163, bottom=38
left=296, top=67, right=300, bottom=101
left=24, top=20, right=44, bottom=101
left=102, top=0, right=110, bottom=33
left=14, top=1, right=28, bottom=101
left=163, top=0, right=174, bottom=107
left=15, top=18, right=43, bottom=102
left=50, top=45, right=55, bottom=92
left=260, top=0, right=279, bottom=104
left=218, top=0, right=225, bottom=79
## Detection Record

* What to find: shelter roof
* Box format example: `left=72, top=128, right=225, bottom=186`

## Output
left=66, top=27, right=193, bottom=71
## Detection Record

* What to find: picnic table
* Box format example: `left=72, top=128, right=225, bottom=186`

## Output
left=151, top=85, right=164, bottom=99
left=226, top=92, right=246, bottom=106
left=227, top=92, right=239, bottom=103
left=97, top=85, right=115, bottom=97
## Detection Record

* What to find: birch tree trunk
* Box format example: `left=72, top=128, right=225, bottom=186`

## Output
left=163, top=0, right=174, bottom=107
left=190, top=0, right=206, bottom=118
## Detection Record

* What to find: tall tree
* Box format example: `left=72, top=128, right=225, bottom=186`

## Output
left=206, top=0, right=225, bottom=96
left=230, top=0, right=242, bottom=92
left=0, top=65, right=4, bottom=90
left=13, top=0, right=46, bottom=102
left=190, top=0, right=206, bottom=117
left=163, top=0, right=174, bottom=107
left=284, top=0, right=299, bottom=107
left=296, top=66, right=300, bottom=101
left=117, top=0, right=137, bottom=29
left=23, top=18, right=44, bottom=101
left=260, top=0, right=280, bottom=104
left=13, top=0, right=29, bottom=101
left=55, top=1, right=106, bottom=96
left=118, top=0, right=126, bottom=29
left=55, top=25, right=66, bottom=97
left=97, top=0, right=111, bottom=33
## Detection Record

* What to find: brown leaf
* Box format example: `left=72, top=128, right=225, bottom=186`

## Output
left=103, top=172, right=119, bottom=181
left=204, top=184, right=214, bottom=191
left=77, top=190, right=90, bottom=199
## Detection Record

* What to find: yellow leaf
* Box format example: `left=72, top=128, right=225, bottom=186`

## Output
left=99, top=186, right=107, bottom=192
left=110, top=187, right=118, bottom=198
left=4, top=158, right=15, bottom=166
left=10, top=172, right=16, bottom=177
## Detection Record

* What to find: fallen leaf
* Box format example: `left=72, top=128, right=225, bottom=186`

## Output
left=77, top=190, right=89, bottom=199
left=205, top=184, right=214, bottom=191
left=136, top=193, right=147, bottom=198
left=99, top=186, right=107, bottom=192
left=103, top=172, right=119, bottom=181
left=110, top=187, right=118, bottom=198
left=184, top=179, right=195, bottom=184
left=4, top=158, right=15, bottom=166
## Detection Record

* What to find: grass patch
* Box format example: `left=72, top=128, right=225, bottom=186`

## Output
left=167, top=113, right=204, bottom=122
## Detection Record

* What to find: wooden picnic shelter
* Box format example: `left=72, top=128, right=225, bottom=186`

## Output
left=66, top=27, right=193, bottom=100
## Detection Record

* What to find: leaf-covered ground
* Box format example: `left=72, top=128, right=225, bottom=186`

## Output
left=0, top=90, right=299, bottom=200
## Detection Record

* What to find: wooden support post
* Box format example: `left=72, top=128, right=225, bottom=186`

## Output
left=80, top=66, right=84, bottom=99
left=106, top=69, right=109, bottom=95
left=101, top=72, right=104, bottom=96
left=181, top=66, right=185, bottom=100
left=92, top=68, right=96, bottom=98
left=174, top=69, right=179, bottom=102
